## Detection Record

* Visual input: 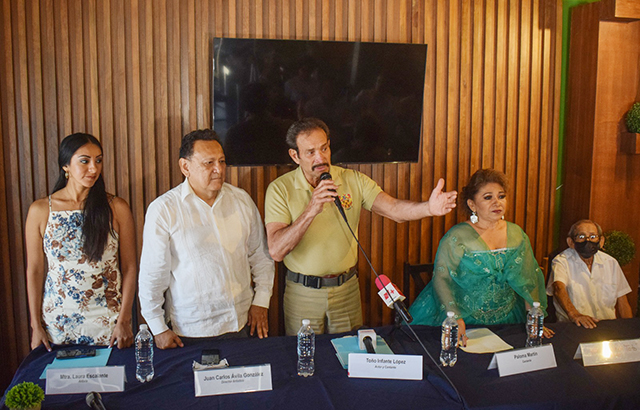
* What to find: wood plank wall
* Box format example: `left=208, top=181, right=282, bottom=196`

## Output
left=0, top=0, right=562, bottom=389
left=562, top=1, right=640, bottom=313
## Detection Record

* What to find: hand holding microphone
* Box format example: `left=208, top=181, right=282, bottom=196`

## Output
left=304, top=172, right=340, bottom=217
left=319, top=172, right=347, bottom=221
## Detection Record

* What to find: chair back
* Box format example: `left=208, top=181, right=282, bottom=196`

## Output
left=544, top=250, right=562, bottom=323
left=403, top=262, right=434, bottom=305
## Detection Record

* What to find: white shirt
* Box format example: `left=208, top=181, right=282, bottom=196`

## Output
left=139, top=180, right=274, bottom=337
left=546, top=248, right=631, bottom=322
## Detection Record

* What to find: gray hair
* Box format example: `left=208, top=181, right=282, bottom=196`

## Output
left=568, top=219, right=603, bottom=238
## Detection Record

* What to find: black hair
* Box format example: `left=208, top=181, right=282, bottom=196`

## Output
left=285, top=118, right=330, bottom=151
left=179, top=129, right=223, bottom=159
left=53, top=133, right=113, bottom=262
left=461, top=169, right=508, bottom=215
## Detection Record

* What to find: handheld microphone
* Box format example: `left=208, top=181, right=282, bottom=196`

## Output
left=86, top=392, right=107, bottom=410
left=319, top=172, right=347, bottom=221
left=358, top=329, right=377, bottom=353
left=374, top=275, right=413, bottom=324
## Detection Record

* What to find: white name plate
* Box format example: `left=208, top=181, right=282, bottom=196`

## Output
left=348, top=353, right=422, bottom=380
left=194, top=364, right=272, bottom=397
left=573, top=339, right=640, bottom=366
left=46, top=366, right=125, bottom=395
left=488, top=344, right=557, bottom=377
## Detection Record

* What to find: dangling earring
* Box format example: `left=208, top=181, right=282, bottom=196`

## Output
left=470, top=211, right=478, bottom=224
left=501, top=215, right=504, bottom=220
left=65, top=171, right=69, bottom=179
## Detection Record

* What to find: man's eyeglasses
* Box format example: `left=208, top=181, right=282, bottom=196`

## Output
left=573, top=234, right=600, bottom=243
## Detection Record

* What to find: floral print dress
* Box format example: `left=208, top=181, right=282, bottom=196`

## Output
left=41, top=196, right=122, bottom=345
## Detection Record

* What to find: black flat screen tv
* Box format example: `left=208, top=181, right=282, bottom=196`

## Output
left=212, top=38, right=427, bottom=166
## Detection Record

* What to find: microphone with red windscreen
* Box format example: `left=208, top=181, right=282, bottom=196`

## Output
left=375, top=274, right=413, bottom=324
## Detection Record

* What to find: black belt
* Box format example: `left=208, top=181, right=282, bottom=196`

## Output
left=286, top=266, right=357, bottom=289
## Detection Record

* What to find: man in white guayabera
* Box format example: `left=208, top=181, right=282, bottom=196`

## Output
left=547, top=219, right=632, bottom=329
left=139, top=129, right=274, bottom=348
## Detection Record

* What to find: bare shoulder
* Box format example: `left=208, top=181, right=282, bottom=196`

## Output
left=109, top=195, right=129, bottom=208
left=109, top=195, right=133, bottom=218
left=108, top=196, right=134, bottom=236
left=27, top=197, right=50, bottom=219
left=26, top=198, right=50, bottom=235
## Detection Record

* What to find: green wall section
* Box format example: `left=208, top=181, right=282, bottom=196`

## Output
left=555, top=0, right=600, bottom=249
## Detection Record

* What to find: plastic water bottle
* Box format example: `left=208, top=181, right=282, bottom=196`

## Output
left=525, top=301, right=544, bottom=348
left=440, top=311, right=458, bottom=367
left=135, top=324, right=154, bottom=382
left=297, top=319, right=315, bottom=377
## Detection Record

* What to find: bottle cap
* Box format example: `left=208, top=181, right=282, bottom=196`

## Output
left=302, top=319, right=310, bottom=326
left=447, top=311, right=455, bottom=318
left=140, top=324, right=148, bottom=331
left=533, top=302, right=540, bottom=308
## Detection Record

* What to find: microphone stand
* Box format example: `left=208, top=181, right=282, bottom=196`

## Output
left=322, top=174, right=466, bottom=408
left=391, top=309, right=417, bottom=342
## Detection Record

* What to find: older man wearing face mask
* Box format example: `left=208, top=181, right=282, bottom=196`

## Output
left=546, top=219, right=633, bottom=329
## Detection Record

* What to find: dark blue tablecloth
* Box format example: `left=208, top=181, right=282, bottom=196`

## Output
left=3, top=319, right=640, bottom=410
left=0, top=326, right=462, bottom=410
left=397, top=318, right=640, bottom=410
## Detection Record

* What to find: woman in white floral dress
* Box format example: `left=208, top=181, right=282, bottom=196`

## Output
left=25, top=133, right=137, bottom=350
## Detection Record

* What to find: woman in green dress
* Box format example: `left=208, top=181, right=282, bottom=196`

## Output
left=408, top=169, right=553, bottom=345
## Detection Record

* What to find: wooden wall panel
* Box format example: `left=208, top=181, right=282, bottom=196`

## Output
left=563, top=1, right=640, bottom=313
left=0, top=0, right=562, bottom=389
left=0, top=36, right=20, bottom=388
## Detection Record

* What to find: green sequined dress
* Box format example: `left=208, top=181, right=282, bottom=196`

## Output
left=408, top=222, right=547, bottom=326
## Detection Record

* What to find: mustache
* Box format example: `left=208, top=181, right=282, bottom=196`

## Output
left=312, top=163, right=329, bottom=170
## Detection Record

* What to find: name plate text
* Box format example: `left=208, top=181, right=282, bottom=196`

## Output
left=194, top=364, right=272, bottom=397
left=46, top=366, right=125, bottom=395
left=488, top=344, right=556, bottom=377
left=348, top=353, right=422, bottom=380
left=574, top=339, right=640, bottom=366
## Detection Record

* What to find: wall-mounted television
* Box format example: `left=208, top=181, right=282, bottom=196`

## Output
left=212, top=38, right=427, bottom=166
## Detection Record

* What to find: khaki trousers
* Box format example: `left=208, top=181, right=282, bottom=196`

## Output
left=284, top=274, right=363, bottom=336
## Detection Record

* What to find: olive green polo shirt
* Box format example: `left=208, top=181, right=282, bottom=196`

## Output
left=265, top=165, right=382, bottom=276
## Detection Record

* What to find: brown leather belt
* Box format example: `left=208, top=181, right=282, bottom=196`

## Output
left=286, top=266, right=357, bottom=289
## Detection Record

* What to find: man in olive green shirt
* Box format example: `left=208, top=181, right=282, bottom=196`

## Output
left=265, top=118, right=457, bottom=335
